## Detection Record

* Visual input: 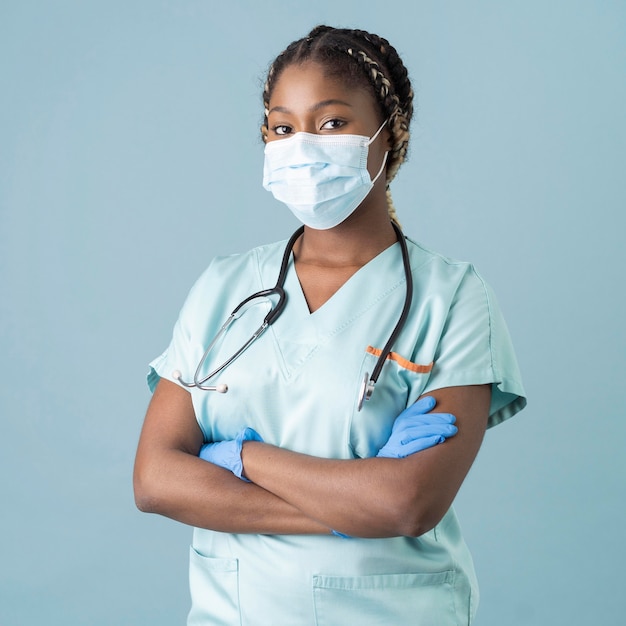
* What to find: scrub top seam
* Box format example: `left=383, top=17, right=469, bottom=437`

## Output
left=471, top=267, right=498, bottom=381
left=405, top=237, right=476, bottom=270
left=324, top=239, right=440, bottom=339
left=267, top=260, right=408, bottom=375
left=312, top=242, right=406, bottom=336
left=326, top=273, right=406, bottom=339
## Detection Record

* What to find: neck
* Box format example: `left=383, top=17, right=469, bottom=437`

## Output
left=294, top=206, right=398, bottom=268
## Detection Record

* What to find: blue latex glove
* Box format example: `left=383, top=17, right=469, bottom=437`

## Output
left=199, top=427, right=263, bottom=481
left=331, top=529, right=352, bottom=538
left=377, top=396, right=457, bottom=459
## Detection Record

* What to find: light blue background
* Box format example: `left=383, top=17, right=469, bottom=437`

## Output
left=1, top=1, right=624, bottom=624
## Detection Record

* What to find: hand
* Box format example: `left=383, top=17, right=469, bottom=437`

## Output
left=376, top=396, right=457, bottom=459
left=199, top=427, right=263, bottom=481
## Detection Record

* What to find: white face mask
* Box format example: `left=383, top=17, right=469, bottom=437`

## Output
left=262, top=121, right=388, bottom=230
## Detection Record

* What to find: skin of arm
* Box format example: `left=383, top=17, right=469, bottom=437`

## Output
left=133, top=378, right=329, bottom=534
left=134, top=379, right=489, bottom=538
left=240, top=384, right=491, bottom=538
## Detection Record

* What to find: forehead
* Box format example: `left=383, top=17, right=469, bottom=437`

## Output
left=269, top=61, right=378, bottom=115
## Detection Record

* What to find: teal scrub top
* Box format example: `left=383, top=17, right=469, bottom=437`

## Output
left=148, top=235, right=526, bottom=626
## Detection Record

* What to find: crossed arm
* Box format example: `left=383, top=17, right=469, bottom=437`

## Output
left=133, top=378, right=490, bottom=538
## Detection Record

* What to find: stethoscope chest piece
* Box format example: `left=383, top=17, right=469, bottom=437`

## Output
left=357, top=372, right=376, bottom=412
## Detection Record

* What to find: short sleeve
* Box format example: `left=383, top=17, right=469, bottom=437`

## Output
left=147, top=319, right=186, bottom=394
left=422, top=267, right=526, bottom=428
left=146, top=262, right=216, bottom=394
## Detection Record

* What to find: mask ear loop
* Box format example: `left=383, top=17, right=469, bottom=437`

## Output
left=371, top=151, right=389, bottom=184
left=367, top=119, right=390, bottom=185
left=367, top=119, right=388, bottom=145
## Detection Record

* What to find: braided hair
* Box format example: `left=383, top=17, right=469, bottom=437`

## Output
left=262, top=25, right=414, bottom=226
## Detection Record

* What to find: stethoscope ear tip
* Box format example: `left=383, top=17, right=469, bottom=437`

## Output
left=215, top=384, right=228, bottom=393
left=172, top=370, right=182, bottom=381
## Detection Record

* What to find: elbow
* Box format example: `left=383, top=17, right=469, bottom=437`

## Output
left=386, top=491, right=447, bottom=538
left=133, top=462, right=161, bottom=514
left=396, top=510, right=441, bottom=538
left=134, top=486, right=157, bottom=514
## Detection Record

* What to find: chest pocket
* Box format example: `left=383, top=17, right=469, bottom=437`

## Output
left=349, top=347, right=434, bottom=459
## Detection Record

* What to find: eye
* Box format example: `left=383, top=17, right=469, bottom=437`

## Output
left=321, top=118, right=346, bottom=131
left=271, top=125, right=292, bottom=136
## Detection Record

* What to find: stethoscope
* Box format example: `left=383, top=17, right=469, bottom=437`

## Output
left=173, top=223, right=413, bottom=411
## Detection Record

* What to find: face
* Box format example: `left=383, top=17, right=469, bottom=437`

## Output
left=266, top=61, right=390, bottom=181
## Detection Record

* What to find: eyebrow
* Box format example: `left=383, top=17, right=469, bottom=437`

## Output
left=268, top=99, right=354, bottom=115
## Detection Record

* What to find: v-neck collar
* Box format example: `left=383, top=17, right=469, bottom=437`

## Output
left=280, top=240, right=405, bottom=339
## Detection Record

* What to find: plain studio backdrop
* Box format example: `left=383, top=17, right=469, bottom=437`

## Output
left=1, top=1, right=624, bottom=624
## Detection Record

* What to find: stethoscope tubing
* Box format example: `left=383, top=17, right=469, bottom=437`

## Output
left=175, top=228, right=302, bottom=391
left=369, top=222, right=413, bottom=384
left=174, top=223, right=413, bottom=409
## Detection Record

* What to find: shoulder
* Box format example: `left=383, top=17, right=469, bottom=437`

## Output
left=404, top=236, right=491, bottom=307
left=166, top=237, right=290, bottom=332
left=206, top=238, right=288, bottom=275
left=190, top=238, right=289, bottom=294
left=403, top=238, right=527, bottom=426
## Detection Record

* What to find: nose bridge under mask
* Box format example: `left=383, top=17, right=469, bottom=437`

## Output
left=265, top=118, right=388, bottom=152
left=264, top=119, right=388, bottom=170
left=265, top=135, right=368, bottom=170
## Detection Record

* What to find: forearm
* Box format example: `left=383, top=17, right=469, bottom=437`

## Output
left=135, top=378, right=329, bottom=535
left=241, top=443, right=421, bottom=537
left=240, top=385, right=490, bottom=538
left=133, top=447, right=329, bottom=535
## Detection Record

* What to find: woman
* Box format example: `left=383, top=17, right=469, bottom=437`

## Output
left=134, top=25, right=526, bottom=625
